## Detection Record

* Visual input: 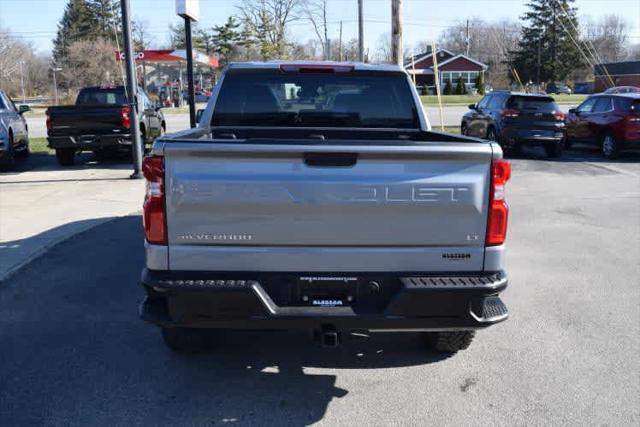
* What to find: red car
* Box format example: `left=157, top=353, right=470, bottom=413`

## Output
left=565, top=93, right=640, bottom=158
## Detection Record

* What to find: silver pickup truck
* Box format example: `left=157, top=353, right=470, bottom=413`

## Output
left=139, top=62, right=511, bottom=355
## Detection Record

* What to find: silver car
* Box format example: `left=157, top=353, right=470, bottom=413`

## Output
left=0, top=90, right=30, bottom=171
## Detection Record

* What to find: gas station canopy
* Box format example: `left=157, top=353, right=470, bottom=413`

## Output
left=115, top=49, right=218, bottom=68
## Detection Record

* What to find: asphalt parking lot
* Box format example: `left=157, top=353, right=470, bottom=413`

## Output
left=0, top=146, right=639, bottom=425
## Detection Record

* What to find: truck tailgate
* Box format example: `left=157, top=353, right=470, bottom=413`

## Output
left=48, top=106, right=126, bottom=137
left=163, top=141, right=493, bottom=272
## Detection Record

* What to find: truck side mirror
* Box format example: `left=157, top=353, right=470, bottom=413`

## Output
left=196, top=109, right=205, bottom=124
left=568, top=108, right=577, bottom=114
left=18, top=105, right=31, bottom=114
left=468, top=103, right=477, bottom=110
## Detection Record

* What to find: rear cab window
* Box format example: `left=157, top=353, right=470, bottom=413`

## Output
left=76, top=87, right=127, bottom=105
left=506, top=96, right=558, bottom=112
left=212, top=69, right=419, bottom=129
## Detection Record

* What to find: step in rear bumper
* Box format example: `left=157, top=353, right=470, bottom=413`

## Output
left=139, top=269, right=508, bottom=331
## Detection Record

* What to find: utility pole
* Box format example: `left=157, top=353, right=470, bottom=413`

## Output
left=120, top=0, right=143, bottom=179
left=391, top=0, right=403, bottom=66
left=339, top=20, right=343, bottom=61
left=358, top=0, right=364, bottom=62
left=19, top=61, right=26, bottom=103
left=465, top=19, right=470, bottom=56
left=537, top=37, right=541, bottom=87
left=51, top=67, right=61, bottom=105
left=184, top=19, right=196, bottom=127
left=551, top=1, right=557, bottom=81
left=176, top=0, right=199, bottom=128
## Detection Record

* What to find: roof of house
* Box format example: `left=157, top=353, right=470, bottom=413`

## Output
left=405, top=49, right=488, bottom=71
left=405, top=48, right=456, bottom=66
left=594, top=61, right=640, bottom=76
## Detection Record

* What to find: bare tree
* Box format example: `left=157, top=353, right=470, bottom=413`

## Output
left=301, top=0, right=328, bottom=59
left=0, top=27, right=50, bottom=97
left=59, top=37, right=123, bottom=90
left=237, top=0, right=301, bottom=59
left=583, top=15, right=630, bottom=62
left=438, top=19, right=521, bottom=86
left=132, top=19, right=154, bottom=51
left=374, top=32, right=392, bottom=63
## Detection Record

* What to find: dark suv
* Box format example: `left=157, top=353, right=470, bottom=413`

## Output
left=546, top=83, right=572, bottom=95
left=565, top=93, right=640, bottom=158
left=461, top=91, right=566, bottom=158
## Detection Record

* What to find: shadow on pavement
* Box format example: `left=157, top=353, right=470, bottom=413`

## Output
left=3, top=151, right=138, bottom=175
left=508, top=144, right=640, bottom=163
left=0, top=215, right=446, bottom=425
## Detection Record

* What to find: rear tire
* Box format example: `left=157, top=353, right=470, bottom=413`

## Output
left=601, top=132, right=619, bottom=159
left=161, top=327, right=211, bottom=354
left=486, top=127, right=497, bottom=142
left=423, top=331, right=476, bottom=353
left=55, top=148, right=76, bottom=166
left=0, top=134, right=16, bottom=171
left=544, top=142, right=563, bottom=158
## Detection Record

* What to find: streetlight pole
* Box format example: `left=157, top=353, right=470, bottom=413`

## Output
left=51, top=67, right=62, bottom=105
left=358, top=0, right=364, bottom=62
left=120, top=0, right=143, bottom=179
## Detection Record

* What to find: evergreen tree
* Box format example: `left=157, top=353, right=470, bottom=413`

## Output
left=87, top=0, right=122, bottom=39
left=53, top=0, right=97, bottom=62
left=443, top=78, right=453, bottom=95
left=169, top=21, right=206, bottom=50
left=210, top=17, right=243, bottom=67
left=475, top=73, right=485, bottom=95
left=455, top=76, right=466, bottom=94
left=509, top=0, right=582, bottom=83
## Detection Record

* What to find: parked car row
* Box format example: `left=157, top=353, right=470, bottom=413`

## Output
left=461, top=90, right=640, bottom=159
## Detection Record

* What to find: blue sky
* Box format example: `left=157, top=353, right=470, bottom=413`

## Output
left=1, top=0, right=639, bottom=54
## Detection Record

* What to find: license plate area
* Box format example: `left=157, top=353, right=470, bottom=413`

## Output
left=297, top=276, right=359, bottom=307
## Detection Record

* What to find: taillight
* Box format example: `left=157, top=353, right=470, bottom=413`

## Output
left=45, top=112, right=51, bottom=130
left=625, top=113, right=640, bottom=124
left=486, top=159, right=511, bottom=246
left=553, top=111, right=566, bottom=121
left=121, top=106, right=131, bottom=129
left=142, top=155, right=167, bottom=245
left=501, top=109, right=520, bottom=118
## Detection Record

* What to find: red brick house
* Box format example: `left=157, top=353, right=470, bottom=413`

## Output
left=594, top=61, right=640, bottom=92
left=405, top=48, right=488, bottom=92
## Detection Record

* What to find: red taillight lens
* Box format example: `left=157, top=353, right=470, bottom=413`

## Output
left=501, top=109, right=520, bottom=118
left=553, top=111, right=566, bottom=121
left=486, top=159, right=511, bottom=246
left=121, top=106, right=131, bottom=129
left=625, top=113, right=640, bottom=124
left=142, top=155, right=167, bottom=245
left=45, top=112, right=51, bottom=130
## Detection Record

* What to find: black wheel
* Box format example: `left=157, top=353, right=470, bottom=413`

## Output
left=544, top=142, right=563, bottom=158
left=563, top=136, right=572, bottom=150
left=161, top=327, right=211, bottom=354
left=55, top=148, right=76, bottom=166
left=423, top=331, right=476, bottom=353
left=486, top=127, right=497, bottom=142
left=0, top=133, right=16, bottom=171
left=16, top=138, right=30, bottom=158
left=601, top=132, right=618, bottom=159
left=461, top=123, right=468, bottom=136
